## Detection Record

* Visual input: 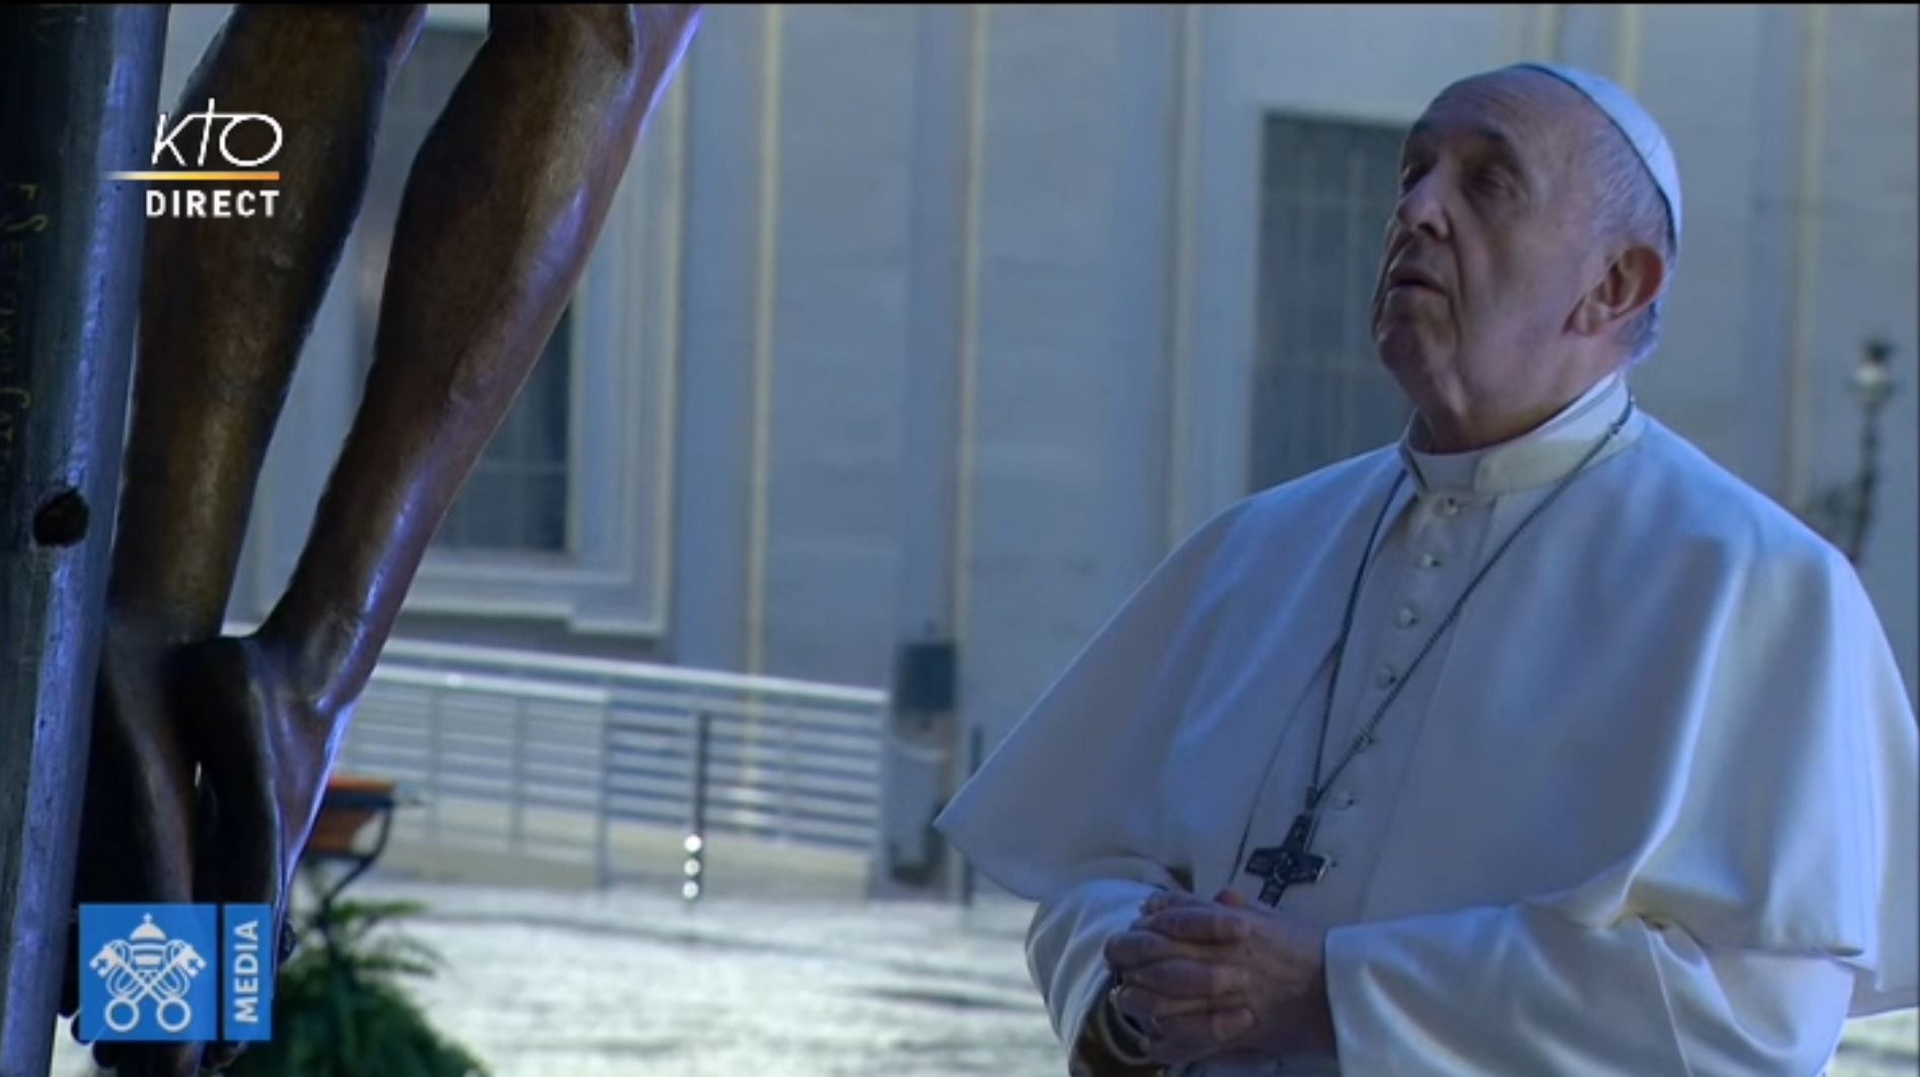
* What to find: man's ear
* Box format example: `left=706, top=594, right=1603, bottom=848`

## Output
left=1572, top=244, right=1665, bottom=337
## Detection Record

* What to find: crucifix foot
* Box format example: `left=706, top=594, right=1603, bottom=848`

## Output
left=176, top=631, right=336, bottom=1073
left=59, top=623, right=199, bottom=1076
left=61, top=628, right=330, bottom=1076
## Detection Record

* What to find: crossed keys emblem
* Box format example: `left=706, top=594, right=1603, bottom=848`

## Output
left=88, top=914, right=209, bottom=1033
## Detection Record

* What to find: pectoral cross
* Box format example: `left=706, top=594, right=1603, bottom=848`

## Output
left=1243, top=812, right=1329, bottom=906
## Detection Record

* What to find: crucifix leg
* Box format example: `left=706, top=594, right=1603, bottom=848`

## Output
left=175, top=5, right=702, bottom=1071
left=62, top=8, right=427, bottom=1075
left=62, top=7, right=700, bottom=1071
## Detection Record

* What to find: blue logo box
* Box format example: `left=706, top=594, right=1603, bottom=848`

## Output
left=222, top=904, right=274, bottom=1042
left=78, top=905, right=218, bottom=1042
left=78, top=904, right=277, bottom=1044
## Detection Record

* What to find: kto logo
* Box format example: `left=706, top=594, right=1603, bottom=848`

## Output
left=79, top=904, right=276, bottom=1043
left=109, top=99, right=283, bottom=220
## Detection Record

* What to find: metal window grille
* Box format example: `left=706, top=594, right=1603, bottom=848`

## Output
left=1249, top=114, right=1413, bottom=492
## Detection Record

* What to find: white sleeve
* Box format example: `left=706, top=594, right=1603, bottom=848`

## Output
left=1025, top=859, right=1185, bottom=1073
left=1324, top=902, right=1856, bottom=1075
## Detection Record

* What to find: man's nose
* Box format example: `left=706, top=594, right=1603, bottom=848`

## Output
left=1392, top=175, right=1448, bottom=242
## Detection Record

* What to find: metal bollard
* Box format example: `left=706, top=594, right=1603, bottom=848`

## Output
left=683, top=710, right=711, bottom=904
left=957, top=724, right=983, bottom=908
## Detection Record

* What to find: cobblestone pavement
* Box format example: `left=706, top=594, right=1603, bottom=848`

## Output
left=51, top=876, right=1917, bottom=1076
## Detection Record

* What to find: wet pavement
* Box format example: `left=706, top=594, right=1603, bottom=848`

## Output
left=50, top=875, right=1917, bottom=1076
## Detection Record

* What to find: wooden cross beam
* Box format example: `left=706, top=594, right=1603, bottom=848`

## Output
left=0, top=7, right=165, bottom=1074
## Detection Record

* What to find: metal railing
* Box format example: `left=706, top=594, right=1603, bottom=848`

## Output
left=322, top=635, right=891, bottom=889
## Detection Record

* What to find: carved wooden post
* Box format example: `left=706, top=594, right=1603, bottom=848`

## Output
left=0, top=6, right=165, bottom=1073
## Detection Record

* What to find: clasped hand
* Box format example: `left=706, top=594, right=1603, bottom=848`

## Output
left=1101, top=889, right=1337, bottom=1069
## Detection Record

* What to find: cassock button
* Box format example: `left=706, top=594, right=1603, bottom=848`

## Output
left=1395, top=604, right=1419, bottom=628
left=1418, top=553, right=1442, bottom=569
left=1375, top=666, right=1398, bottom=687
left=1334, top=791, right=1356, bottom=810
left=1440, top=497, right=1461, bottom=517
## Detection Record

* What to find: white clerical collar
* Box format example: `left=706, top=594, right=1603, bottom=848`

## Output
left=1399, top=373, right=1638, bottom=497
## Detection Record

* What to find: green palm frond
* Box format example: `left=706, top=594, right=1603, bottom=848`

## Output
left=211, top=895, right=488, bottom=1077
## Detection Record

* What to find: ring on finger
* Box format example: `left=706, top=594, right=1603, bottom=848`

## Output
left=1110, top=982, right=1160, bottom=1040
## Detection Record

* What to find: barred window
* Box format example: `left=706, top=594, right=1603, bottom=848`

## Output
left=1249, top=114, right=1412, bottom=492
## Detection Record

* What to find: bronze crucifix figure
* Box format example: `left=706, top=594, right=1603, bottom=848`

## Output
left=58, top=6, right=703, bottom=1074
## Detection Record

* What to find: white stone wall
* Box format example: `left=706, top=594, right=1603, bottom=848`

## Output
left=1804, top=5, right=1917, bottom=698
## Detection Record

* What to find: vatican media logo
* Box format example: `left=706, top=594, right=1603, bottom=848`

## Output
left=79, top=905, right=275, bottom=1043
left=109, top=99, right=283, bottom=220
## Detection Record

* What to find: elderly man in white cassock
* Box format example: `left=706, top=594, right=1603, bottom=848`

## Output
left=934, top=61, right=1918, bottom=1076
